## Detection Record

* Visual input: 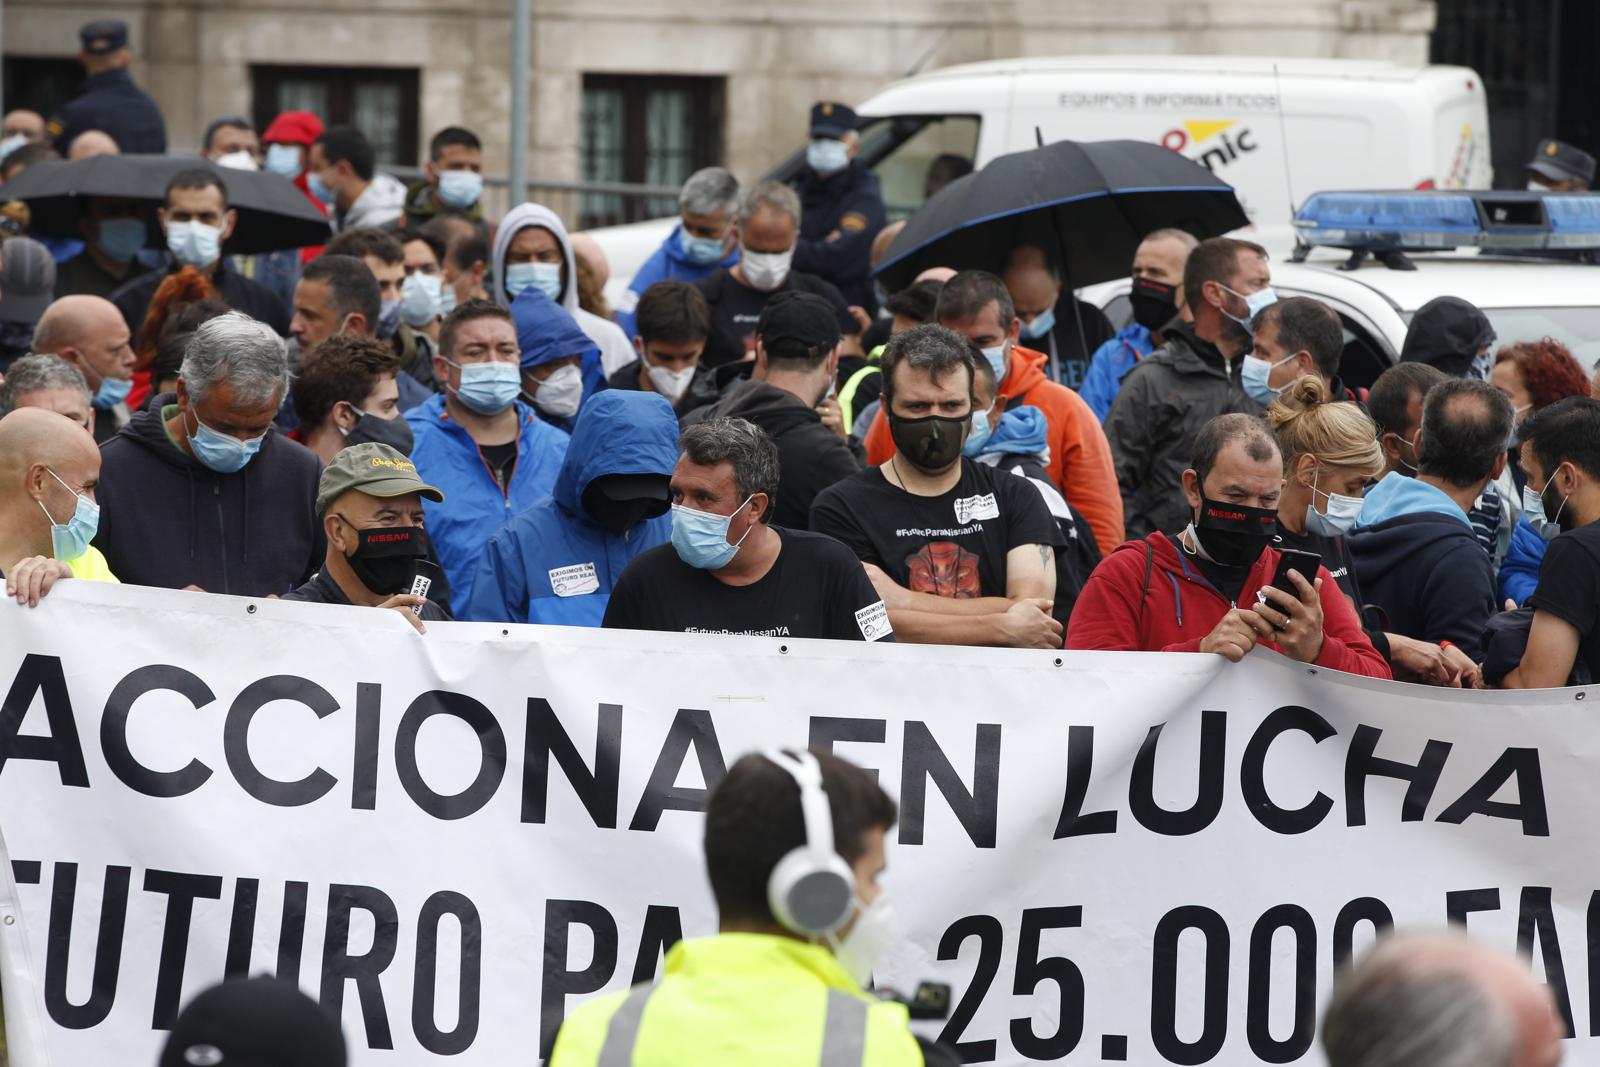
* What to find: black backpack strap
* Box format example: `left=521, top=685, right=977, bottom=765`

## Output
left=1138, top=537, right=1155, bottom=630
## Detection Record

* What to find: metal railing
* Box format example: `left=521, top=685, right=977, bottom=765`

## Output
left=384, top=164, right=679, bottom=229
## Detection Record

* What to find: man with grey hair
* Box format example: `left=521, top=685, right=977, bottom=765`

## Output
left=0, top=354, right=93, bottom=431
left=615, top=166, right=742, bottom=337
left=812, top=324, right=1065, bottom=648
left=95, top=310, right=324, bottom=594
left=1322, top=931, right=1564, bottom=1067
left=695, top=179, right=853, bottom=369
left=603, top=417, right=891, bottom=641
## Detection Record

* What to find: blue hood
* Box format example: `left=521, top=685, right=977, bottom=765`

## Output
left=981, top=405, right=1050, bottom=457
left=513, top=286, right=600, bottom=369
left=553, top=390, right=679, bottom=519
left=1355, top=471, right=1472, bottom=529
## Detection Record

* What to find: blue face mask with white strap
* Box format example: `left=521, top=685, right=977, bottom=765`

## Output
left=448, top=359, right=522, bottom=416
left=437, top=169, right=483, bottom=211
left=506, top=261, right=562, bottom=301
left=187, top=409, right=265, bottom=474
left=1019, top=309, right=1055, bottom=341
left=96, top=217, right=147, bottom=262
left=678, top=228, right=728, bottom=265
left=671, top=495, right=755, bottom=570
left=1241, top=350, right=1298, bottom=407
left=39, top=469, right=99, bottom=562
left=94, top=375, right=133, bottom=409
left=166, top=220, right=223, bottom=268
left=806, top=138, right=851, bottom=177
left=962, top=409, right=993, bottom=457
left=264, top=143, right=302, bottom=179
left=1218, top=283, right=1278, bottom=329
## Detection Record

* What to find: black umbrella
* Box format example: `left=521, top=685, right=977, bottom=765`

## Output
left=0, top=154, right=331, bottom=254
left=874, top=139, right=1249, bottom=293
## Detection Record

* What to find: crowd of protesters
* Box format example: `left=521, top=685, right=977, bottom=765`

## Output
left=0, top=18, right=1595, bottom=1067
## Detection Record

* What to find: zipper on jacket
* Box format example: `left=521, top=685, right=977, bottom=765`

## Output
left=214, top=482, right=229, bottom=593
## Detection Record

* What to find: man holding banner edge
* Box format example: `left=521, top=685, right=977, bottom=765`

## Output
left=1066, top=412, right=1390, bottom=677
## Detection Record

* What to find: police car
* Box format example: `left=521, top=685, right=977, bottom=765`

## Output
left=1087, top=189, right=1600, bottom=389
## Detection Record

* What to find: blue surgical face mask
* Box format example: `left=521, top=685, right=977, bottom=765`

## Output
left=376, top=298, right=403, bottom=340
left=506, top=261, right=562, bottom=301
left=447, top=358, right=522, bottom=416
left=678, top=227, right=728, bottom=265
left=264, top=143, right=303, bottom=179
left=1470, top=352, right=1492, bottom=381
left=1218, top=283, right=1278, bottom=329
left=401, top=272, right=443, bottom=327
left=39, top=469, right=99, bottom=562
left=94, top=375, right=133, bottom=409
left=439, top=283, right=459, bottom=318
left=806, top=138, right=850, bottom=177
left=96, top=217, right=147, bottom=262
left=1241, top=350, right=1298, bottom=406
left=1523, top=471, right=1568, bottom=541
left=1303, top=465, right=1364, bottom=537
left=1019, top=309, right=1055, bottom=341
left=963, top=409, right=993, bottom=457
left=166, top=220, right=223, bottom=268
left=187, top=408, right=265, bottom=474
left=436, top=169, right=483, bottom=210
left=307, top=169, right=337, bottom=206
left=981, top=342, right=1009, bottom=386
left=671, top=494, right=755, bottom=570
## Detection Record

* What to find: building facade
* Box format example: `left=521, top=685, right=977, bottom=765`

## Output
left=7, top=0, right=1438, bottom=225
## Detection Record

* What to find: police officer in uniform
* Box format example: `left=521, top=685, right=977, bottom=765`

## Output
left=548, top=748, right=955, bottom=1067
left=1525, top=139, right=1595, bottom=192
left=793, top=102, right=886, bottom=314
left=48, top=20, right=167, bottom=157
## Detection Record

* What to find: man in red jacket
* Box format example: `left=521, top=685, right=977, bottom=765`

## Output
left=1066, top=412, right=1390, bottom=678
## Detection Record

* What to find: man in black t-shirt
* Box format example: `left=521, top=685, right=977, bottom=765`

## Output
left=810, top=324, right=1063, bottom=648
left=695, top=180, right=854, bottom=370
left=1503, top=397, right=1600, bottom=687
left=604, top=417, right=891, bottom=641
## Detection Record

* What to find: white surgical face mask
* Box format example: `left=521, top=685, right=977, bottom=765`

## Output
left=741, top=248, right=793, bottom=292
left=527, top=363, right=585, bottom=419
left=825, top=895, right=896, bottom=988
left=213, top=150, right=258, bottom=171
left=647, top=363, right=695, bottom=401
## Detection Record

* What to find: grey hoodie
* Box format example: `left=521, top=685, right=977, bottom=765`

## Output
left=335, top=172, right=407, bottom=233
left=493, top=202, right=634, bottom=377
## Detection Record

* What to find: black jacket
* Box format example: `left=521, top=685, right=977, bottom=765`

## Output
left=111, top=261, right=291, bottom=346
left=1348, top=511, right=1497, bottom=662
left=1103, top=324, right=1260, bottom=539
left=94, top=395, right=325, bottom=596
left=282, top=571, right=453, bottom=621
left=49, top=69, right=167, bottom=155
left=705, top=378, right=861, bottom=529
left=607, top=358, right=723, bottom=419
left=1398, top=296, right=1495, bottom=379
left=792, top=161, right=886, bottom=311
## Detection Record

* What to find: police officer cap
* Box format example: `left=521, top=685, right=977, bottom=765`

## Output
left=79, top=19, right=129, bottom=55
left=1527, top=139, right=1596, bottom=185
left=809, top=101, right=859, bottom=140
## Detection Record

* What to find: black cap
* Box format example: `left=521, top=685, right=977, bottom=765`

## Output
left=755, top=291, right=841, bottom=360
left=592, top=473, right=670, bottom=502
left=809, top=102, right=859, bottom=140
left=79, top=19, right=129, bottom=55
left=1527, top=139, right=1596, bottom=185
left=159, top=977, right=346, bottom=1067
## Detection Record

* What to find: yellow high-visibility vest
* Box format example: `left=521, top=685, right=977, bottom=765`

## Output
left=550, top=933, right=925, bottom=1067
left=66, top=547, right=119, bottom=583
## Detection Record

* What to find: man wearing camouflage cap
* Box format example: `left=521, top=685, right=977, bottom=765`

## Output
left=281, top=441, right=452, bottom=630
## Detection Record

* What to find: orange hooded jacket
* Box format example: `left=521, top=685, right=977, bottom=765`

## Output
left=863, top=344, right=1125, bottom=550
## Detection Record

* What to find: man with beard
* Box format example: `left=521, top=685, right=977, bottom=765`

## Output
left=1066, top=412, right=1389, bottom=678
left=810, top=324, right=1064, bottom=648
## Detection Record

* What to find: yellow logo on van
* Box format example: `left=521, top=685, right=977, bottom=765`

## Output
left=1160, top=119, right=1259, bottom=173
left=1183, top=119, right=1237, bottom=143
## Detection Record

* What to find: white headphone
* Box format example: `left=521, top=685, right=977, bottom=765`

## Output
left=764, top=748, right=856, bottom=937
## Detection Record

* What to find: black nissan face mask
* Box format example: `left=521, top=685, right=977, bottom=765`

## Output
left=1192, top=495, right=1277, bottom=569
left=1130, top=276, right=1179, bottom=332
left=340, top=521, right=431, bottom=595
left=889, top=412, right=969, bottom=473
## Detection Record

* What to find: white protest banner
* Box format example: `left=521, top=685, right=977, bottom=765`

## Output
left=0, top=582, right=1595, bottom=1066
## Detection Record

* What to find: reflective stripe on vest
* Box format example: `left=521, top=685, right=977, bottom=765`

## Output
left=594, top=983, right=870, bottom=1067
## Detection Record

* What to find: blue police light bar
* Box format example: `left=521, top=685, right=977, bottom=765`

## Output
left=1292, top=190, right=1600, bottom=254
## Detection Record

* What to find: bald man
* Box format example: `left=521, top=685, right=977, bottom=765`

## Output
left=33, top=294, right=136, bottom=443
left=67, top=129, right=120, bottom=160
left=1322, top=931, right=1563, bottom=1067
left=1, top=109, right=45, bottom=154
left=0, top=407, right=117, bottom=606
left=999, top=244, right=1114, bottom=391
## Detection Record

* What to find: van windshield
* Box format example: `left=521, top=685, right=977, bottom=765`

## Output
left=855, top=114, right=981, bottom=220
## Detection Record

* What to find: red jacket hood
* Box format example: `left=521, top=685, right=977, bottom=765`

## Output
left=261, top=110, right=324, bottom=146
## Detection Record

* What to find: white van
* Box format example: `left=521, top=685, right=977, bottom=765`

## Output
left=594, top=55, right=1492, bottom=303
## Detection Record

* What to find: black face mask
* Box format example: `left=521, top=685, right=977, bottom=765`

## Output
left=585, top=493, right=662, bottom=536
left=1193, top=495, right=1278, bottom=569
left=342, top=406, right=415, bottom=456
left=1130, top=276, right=1179, bottom=332
left=889, top=412, right=968, bottom=473
left=341, top=521, right=431, bottom=595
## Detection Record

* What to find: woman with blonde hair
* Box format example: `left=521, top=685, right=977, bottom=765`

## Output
left=1268, top=375, right=1479, bottom=687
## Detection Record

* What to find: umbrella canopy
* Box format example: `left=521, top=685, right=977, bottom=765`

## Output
left=1, top=154, right=331, bottom=254
left=874, top=139, right=1249, bottom=292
